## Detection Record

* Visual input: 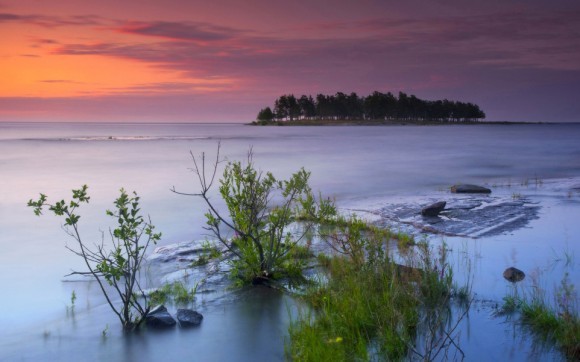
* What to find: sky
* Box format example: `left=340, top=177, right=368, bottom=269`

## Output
left=1, top=0, right=579, bottom=123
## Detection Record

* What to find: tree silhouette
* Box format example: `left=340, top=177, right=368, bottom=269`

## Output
left=260, top=91, right=486, bottom=123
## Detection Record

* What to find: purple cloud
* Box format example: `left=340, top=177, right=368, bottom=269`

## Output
left=0, top=12, right=106, bottom=27
left=116, top=21, right=238, bottom=42
left=52, top=9, right=580, bottom=80
left=0, top=12, right=20, bottom=21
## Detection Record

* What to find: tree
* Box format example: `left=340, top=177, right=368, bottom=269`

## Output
left=298, top=95, right=316, bottom=119
left=172, top=145, right=335, bottom=284
left=28, top=186, right=161, bottom=330
left=287, top=94, right=301, bottom=121
left=256, top=107, right=274, bottom=122
left=260, top=91, right=486, bottom=123
left=316, top=93, right=332, bottom=119
left=274, top=96, right=288, bottom=120
left=346, top=92, right=363, bottom=119
left=363, top=91, right=388, bottom=120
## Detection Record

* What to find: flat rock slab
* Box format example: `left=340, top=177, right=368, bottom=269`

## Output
left=374, top=195, right=540, bottom=238
left=451, top=184, right=492, bottom=194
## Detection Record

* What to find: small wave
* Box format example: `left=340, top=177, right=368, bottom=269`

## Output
left=24, top=135, right=212, bottom=142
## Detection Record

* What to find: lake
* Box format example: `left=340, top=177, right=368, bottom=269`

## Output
left=1, top=122, right=579, bottom=361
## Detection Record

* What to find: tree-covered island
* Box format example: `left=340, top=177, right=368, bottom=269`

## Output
left=252, top=91, right=486, bottom=125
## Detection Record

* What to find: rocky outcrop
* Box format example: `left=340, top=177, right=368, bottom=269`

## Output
left=176, top=309, right=203, bottom=327
left=146, top=305, right=176, bottom=328
left=421, top=201, right=446, bottom=217
left=503, top=267, right=525, bottom=282
left=450, top=184, right=491, bottom=194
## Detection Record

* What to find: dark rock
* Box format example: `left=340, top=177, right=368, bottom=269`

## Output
left=149, top=304, right=167, bottom=315
left=146, top=305, right=176, bottom=328
left=176, top=309, right=203, bottom=327
left=421, top=201, right=446, bottom=217
left=450, top=184, right=492, bottom=194
left=503, top=267, right=525, bottom=283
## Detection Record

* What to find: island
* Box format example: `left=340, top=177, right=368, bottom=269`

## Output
left=251, top=91, right=487, bottom=125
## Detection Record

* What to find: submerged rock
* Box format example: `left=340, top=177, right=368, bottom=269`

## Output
left=177, top=309, right=203, bottom=327
left=421, top=201, right=446, bottom=217
left=146, top=305, right=176, bottom=328
left=503, top=267, right=525, bottom=283
left=450, top=184, right=492, bottom=194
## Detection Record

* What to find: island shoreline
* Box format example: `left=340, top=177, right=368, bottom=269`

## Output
left=247, top=119, right=540, bottom=126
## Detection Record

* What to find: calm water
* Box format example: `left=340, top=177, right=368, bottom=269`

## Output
left=1, top=122, right=579, bottom=361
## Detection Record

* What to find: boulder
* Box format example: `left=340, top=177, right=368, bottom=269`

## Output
left=421, top=201, right=446, bottom=217
left=450, top=184, right=491, bottom=194
left=503, top=267, right=525, bottom=283
left=176, top=309, right=203, bottom=327
left=146, top=305, right=176, bottom=328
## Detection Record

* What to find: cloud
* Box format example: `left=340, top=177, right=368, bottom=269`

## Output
left=116, top=21, right=238, bottom=43
left=94, top=80, right=237, bottom=95
left=39, top=79, right=82, bottom=84
left=49, top=7, right=580, bottom=92
left=0, top=12, right=106, bottom=27
left=0, top=13, right=20, bottom=21
left=3, top=4, right=580, bottom=122
left=352, top=10, right=580, bottom=70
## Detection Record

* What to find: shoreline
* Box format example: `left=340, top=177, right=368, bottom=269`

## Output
left=248, top=119, right=540, bottom=126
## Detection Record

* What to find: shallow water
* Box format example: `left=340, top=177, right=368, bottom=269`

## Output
left=1, top=122, right=579, bottom=361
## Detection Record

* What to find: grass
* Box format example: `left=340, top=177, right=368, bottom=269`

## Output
left=288, top=257, right=418, bottom=360
left=500, top=272, right=579, bottom=359
left=191, top=240, right=222, bottom=266
left=148, top=281, right=198, bottom=306
left=520, top=302, right=580, bottom=359
left=287, top=217, right=467, bottom=360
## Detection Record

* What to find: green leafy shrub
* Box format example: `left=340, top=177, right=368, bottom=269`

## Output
left=28, top=186, right=161, bottom=330
left=173, top=146, right=335, bottom=284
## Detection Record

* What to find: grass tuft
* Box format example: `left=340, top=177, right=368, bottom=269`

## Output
left=500, top=272, right=579, bottom=359
left=287, top=217, right=466, bottom=360
left=149, top=281, right=197, bottom=306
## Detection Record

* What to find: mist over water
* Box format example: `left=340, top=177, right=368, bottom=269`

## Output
left=1, top=123, right=579, bottom=361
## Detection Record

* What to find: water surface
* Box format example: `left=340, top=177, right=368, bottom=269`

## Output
left=1, top=122, right=579, bottom=361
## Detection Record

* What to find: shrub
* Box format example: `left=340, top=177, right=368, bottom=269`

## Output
left=28, top=186, right=161, bottom=330
left=173, top=145, right=335, bottom=284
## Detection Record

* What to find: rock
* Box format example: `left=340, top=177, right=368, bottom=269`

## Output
left=146, top=305, right=176, bottom=328
left=148, top=304, right=167, bottom=315
left=176, top=309, right=203, bottom=327
left=503, top=267, right=525, bottom=282
left=450, top=184, right=491, bottom=194
left=421, top=201, right=446, bottom=217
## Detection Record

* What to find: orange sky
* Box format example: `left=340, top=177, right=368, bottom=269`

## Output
left=0, top=5, right=237, bottom=98
left=1, top=0, right=580, bottom=122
